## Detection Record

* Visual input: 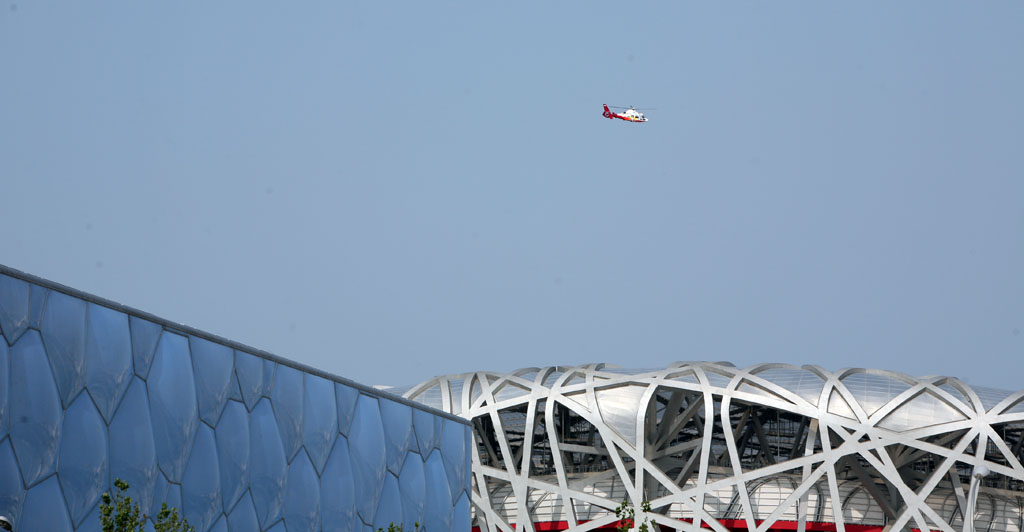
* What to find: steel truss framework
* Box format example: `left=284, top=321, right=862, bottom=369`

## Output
left=400, top=363, right=1024, bottom=532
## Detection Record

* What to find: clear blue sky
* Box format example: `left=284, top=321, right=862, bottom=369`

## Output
left=2, top=2, right=1022, bottom=389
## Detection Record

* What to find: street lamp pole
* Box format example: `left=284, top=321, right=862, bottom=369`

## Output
left=964, top=465, right=992, bottom=532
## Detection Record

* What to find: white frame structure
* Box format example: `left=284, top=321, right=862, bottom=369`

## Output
left=399, top=363, right=1024, bottom=532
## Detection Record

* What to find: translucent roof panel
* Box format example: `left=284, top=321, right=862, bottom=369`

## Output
left=470, top=378, right=482, bottom=405
left=515, top=369, right=540, bottom=383
left=1000, top=396, right=1024, bottom=415
left=595, top=385, right=648, bottom=445
left=386, top=384, right=415, bottom=397
left=561, top=391, right=590, bottom=411
left=541, top=370, right=565, bottom=389
left=750, top=368, right=826, bottom=406
left=411, top=384, right=443, bottom=410
left=667, top=371, right=699, bottom=385
left=598, top=368, right=661, bottom=376
left=936, top=383, right=971, bottom=411
left=493, top=381, right=530, bottom=403
left=736, top=381, right=793, bottom=405
left=827, top=389, right=858, bottom=421
left=448, top=380, right=466, bottom=415
left=971, top=386, right=1013, bottom=413
left=702, top=370, right=734, bottom=389
left=563, top=372, right=586, bottom=387
left=876, top=391, right=967, bottom=432
left=838, top=372, right=911, bottom=416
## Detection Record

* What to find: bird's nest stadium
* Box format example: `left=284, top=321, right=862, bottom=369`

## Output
left=393, top=363, right=1024, bottom=532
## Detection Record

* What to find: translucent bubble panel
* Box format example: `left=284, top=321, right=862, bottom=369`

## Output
left=20, top=475, right=72, bottom=532
left=77, top=498, right=103, bottom=532
left=261, top=359, right=276, bottom=398
left=109, top=377, right=159, bottom=515
left=28, top=285, right=46, bottom=330
left=189, top=335, right=234, bottom=426
left=215, top=400, right=249, bottom=514
left=335, top=384, right=359, bottom=436
left=453, top=493, right=471, bottom=532
left=0, top=439, right=23, bottom=526
left=227, top=492, right=258, bottom=532
left=164, top=481, right=182, bottom=519
left=41, top=290, right=87, bottom=407
left=129, top=316, right=161, bottom=379
left=380, top=398, right=413, bottom=475
left=441, top=417, right=470, bottom=504
left=398, top=455, right=426, bottom=529
left=148, top=331, right=198, bottom=482
left=10, top=330, right=62, bottom=487
left=321, top=436, right=357, bottom=532
left=209, top=516, right=228, bottom=532
left=302, top=374, right=337, bottom=474
left=84, top=303, right=132, bottom=423
left=182, top=424, right=222, bottom=532
left=272, top=364, right=304, bottom=462
left=249, top=400, right=287, bottom=529
left=150, top=471, right=170, bottom=519
left=227, top=372, right=242, bottom=403
left=284, top=451, right=321, bottom=532
left=373, top=474, right=403, bottom=531
left=412, top=408, right=438, bottom=456
left=0, top=340, right=9, bottom=441
left=234, top=351, right=263, bottom=411
left=349, top=395, right=387, bottom=523
left=423, top=451, right=453, bottom=532
left=0, top=273, right=30, bottom=343
left=58, top=394, right=108, bottom=526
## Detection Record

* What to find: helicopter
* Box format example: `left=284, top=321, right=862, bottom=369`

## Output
left=602, top=104, right=651, bottom=123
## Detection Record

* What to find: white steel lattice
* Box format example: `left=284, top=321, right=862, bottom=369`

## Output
left=397, top=363, right=1024, bottom=532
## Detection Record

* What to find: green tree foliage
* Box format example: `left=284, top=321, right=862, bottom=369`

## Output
left=100, top=478, right=195, bottom=532
left=615, top=498, right=652, bottom=532
left=377, top=522, right=422, bottom=532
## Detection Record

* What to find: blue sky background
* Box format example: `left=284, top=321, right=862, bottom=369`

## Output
left=2, top=2, right=1022, bottom=389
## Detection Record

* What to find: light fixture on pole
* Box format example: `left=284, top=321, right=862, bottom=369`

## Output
left=964, top=464, right=992, bottom=532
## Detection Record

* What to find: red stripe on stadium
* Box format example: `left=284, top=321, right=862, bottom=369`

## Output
left=473, top=520, right=940, bottom=532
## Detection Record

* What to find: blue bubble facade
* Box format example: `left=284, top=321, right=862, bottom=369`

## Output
left=0, top=266, right=472, bottom=532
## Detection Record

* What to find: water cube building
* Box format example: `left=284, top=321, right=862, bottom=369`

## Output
left=0, top=265, right=472, bottom=532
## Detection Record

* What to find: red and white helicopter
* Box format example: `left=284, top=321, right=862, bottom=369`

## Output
left=602, top=104, right=651, bottom=123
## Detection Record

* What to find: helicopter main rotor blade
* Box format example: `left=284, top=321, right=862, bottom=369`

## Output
left=608, top=105, right=656, bottom=111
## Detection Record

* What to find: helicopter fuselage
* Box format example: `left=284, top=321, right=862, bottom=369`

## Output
left=602, top=104, right=648, bottom=123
